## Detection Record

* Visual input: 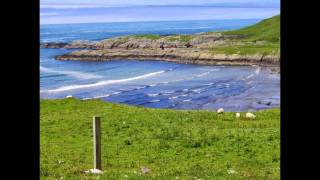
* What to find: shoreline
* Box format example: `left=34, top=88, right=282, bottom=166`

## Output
left=55, top=50, right=280, bottom=70
left=56, top=54, right=280, bottom=66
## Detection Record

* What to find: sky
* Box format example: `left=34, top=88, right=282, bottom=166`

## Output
left=41, top=0, right=280, bottom=7
left=40, top=0, right=280, bottom=24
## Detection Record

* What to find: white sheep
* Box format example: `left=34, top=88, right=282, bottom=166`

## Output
left=217, top=108, right=224, bottom=114
left=85, top=168, right=103, bottom=174
left=66, top=95, right=73, bottom=98
left=245, top=112, right=256, bottom=119
left=236, top=113, right=241, bottom=118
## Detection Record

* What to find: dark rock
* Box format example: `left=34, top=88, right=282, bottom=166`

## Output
left=40, top=42, right=68, bottom=48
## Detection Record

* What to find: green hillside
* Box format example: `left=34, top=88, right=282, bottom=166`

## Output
left=209, top=15, right=280, bottom=55
left=223, top=15, right=280, bottom=42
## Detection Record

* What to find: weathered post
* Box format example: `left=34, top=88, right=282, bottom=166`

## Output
left=93, top=116, right=101, bottom=170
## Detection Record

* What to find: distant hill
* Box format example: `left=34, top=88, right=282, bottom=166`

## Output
left=223, top=15, right=280, bottom=42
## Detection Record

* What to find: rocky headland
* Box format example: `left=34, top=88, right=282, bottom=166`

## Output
left=41, top=15, right=280, bottom=68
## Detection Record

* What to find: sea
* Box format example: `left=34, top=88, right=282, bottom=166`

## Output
left=40, top=19, right=280, bottom=111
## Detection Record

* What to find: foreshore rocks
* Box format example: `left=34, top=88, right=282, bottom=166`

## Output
left=40, top=42, right=68, bottom=48
left=40, top=40, right=97, bottom=49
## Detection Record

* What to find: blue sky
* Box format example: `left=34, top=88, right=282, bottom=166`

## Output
left=41, top=0, right=279, bottom=7
left=40, top=0, right=280, bottom=8
left=40, top=0, right=280, bottom=24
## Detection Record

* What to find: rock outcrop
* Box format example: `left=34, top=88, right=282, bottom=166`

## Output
left=40, top=40, right=97, bottom=49
left=56, top=48, right=280, bottom=66
left=41, top=32, right=280, bottom=66
left=40, top=33, right=230, bottom=50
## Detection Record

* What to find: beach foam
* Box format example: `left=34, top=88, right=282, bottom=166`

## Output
left=45, top=70, right=166, bottom=92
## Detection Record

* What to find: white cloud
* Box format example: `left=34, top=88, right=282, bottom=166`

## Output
left=40, top=4, right=121, bottom=9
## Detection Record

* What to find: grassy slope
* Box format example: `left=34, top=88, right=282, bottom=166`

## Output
left=209, top=43, right=280, bottom=56
left=41, top=99, right=280, bottom=180
left=223, top=15, right=280, bottom=43
left=210, top=15, right=280, bottom=55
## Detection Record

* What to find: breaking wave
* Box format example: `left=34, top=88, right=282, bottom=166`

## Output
left=43, top=70, right=166, bottom=93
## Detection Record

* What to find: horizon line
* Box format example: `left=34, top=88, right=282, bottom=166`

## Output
left=40, top=17, right=264, bottom=26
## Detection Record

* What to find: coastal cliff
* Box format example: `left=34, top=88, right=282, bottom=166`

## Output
left=41, top=15, right=280, bottom=66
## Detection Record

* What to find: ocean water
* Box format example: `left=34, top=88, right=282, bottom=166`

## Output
left=40, top=19, right=280, bottom=111
left=40, top=19, right=261, bottom=43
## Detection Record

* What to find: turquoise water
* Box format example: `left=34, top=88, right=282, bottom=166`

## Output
left=40, top=19, right=280, bottom=111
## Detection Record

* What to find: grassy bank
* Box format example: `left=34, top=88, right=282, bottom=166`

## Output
left=210, top=43, right=280, bottom=55
left=40, top=99, right=280, bottom=180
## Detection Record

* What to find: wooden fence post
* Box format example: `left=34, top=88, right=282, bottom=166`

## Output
left=93, top=116, right=101, bottom=170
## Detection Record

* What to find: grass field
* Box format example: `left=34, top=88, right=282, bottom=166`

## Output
left=40, top=98, right=280, bottom=180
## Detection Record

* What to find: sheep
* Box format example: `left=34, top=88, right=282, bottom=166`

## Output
left=217, top=108, right=224, bottom=114
left=66, top=95, right=73, bottom=98
left=245, top=112, right=256, bottom=119
left=85, top=168, right=103, bottom=174
left=236, top=113, right=241, bottom=118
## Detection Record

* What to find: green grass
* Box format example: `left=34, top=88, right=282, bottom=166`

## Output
left=210, top=15, right=280, bottom=55
left=132, top=34, right=162, bottom=40
left=41, top=98, right=280, bottom=180
left=223, top=15, right=280, bottom=43
left=210, top=43, right=280, bottom=55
